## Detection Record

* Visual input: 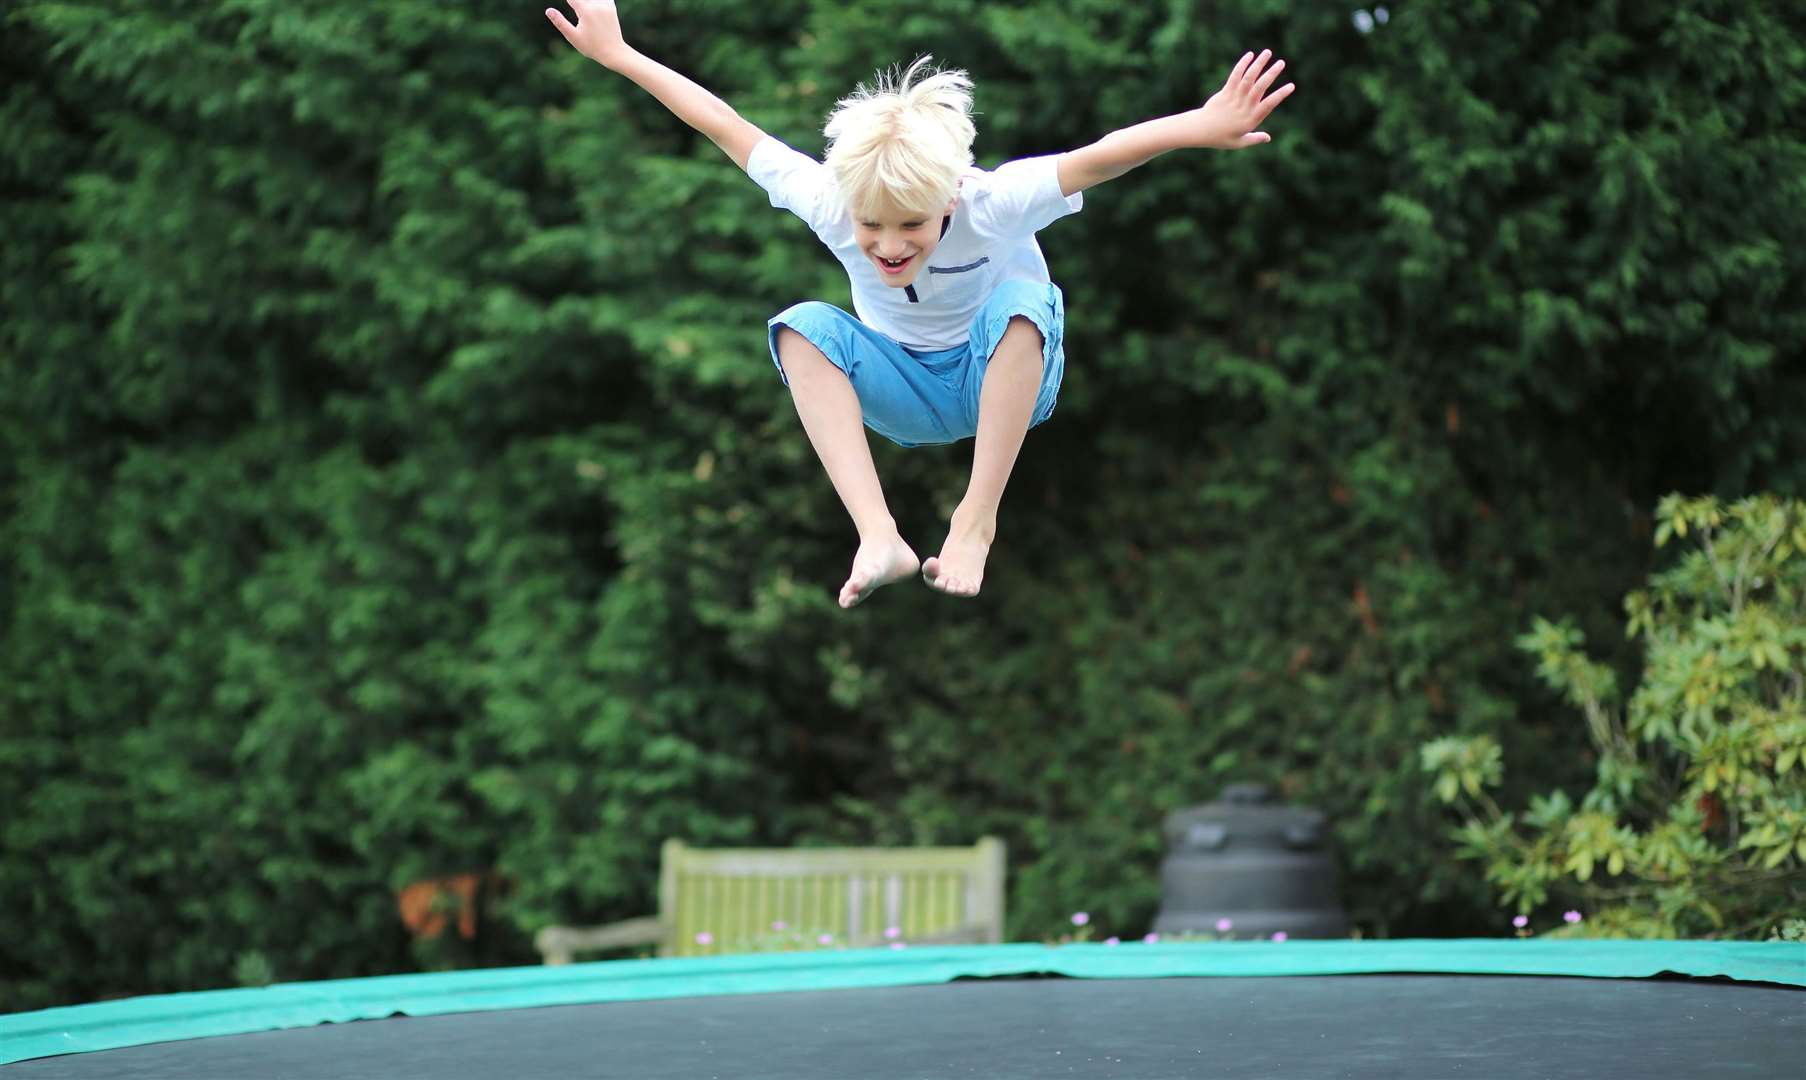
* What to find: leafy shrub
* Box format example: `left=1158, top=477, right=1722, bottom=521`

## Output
left=1423, top=495, right=1806, bottom=938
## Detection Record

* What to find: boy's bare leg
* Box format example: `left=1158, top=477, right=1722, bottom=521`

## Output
left=776, top=328, right=919, bottom=608
left=923, top=316, right=1044, bottom=598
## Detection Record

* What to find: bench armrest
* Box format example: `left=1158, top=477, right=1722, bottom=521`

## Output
left=534, top=917, right=667, bottom=965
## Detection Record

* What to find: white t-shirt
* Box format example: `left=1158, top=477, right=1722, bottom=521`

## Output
left=747, top=136, right=1083, bottom=349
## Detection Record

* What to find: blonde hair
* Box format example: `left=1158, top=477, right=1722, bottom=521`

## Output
left=822, top=56, right=976, bottom=221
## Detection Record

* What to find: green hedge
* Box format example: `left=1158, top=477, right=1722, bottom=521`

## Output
left=4, top=0, right=1803, bottom=1009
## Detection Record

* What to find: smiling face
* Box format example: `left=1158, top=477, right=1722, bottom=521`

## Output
left=854, top=196, right=956, bottom=289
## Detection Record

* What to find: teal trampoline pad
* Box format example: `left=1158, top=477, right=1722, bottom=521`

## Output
left=2, top=940, right=1801, bottom=1077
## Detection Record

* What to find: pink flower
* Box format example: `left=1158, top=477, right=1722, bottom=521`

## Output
left=771, top=920, right=788, bottom=931
left=1215, top=918, right=1233, bottom=932
left=1563, top=910, right=1583, bottom=924
left=884, top=926, right=902, bottom=940
left=1512, top=915, right=1529, bottom=929
left=1071, top=911, right=1090, bottom=927
left=695, top=931, right=714, bottom=946
left=1271, top=931, right=1288, bottom=942
left=889, top=941, right=907, bottom=950
left=1143, top=932, right=1160, bottom=944
left=1104, top=936, right=1120, bottom=946
left=818, top=933, right=835, bottom=945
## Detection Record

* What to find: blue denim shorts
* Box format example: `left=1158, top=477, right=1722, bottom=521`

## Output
left=766, top=279, right=1066, bottom=448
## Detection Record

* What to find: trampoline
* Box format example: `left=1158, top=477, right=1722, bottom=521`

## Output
left=3, top=940, right=1801, bottom=1078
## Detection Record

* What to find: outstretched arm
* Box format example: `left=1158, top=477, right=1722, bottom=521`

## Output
left=547, top=2, right=767, bottom=171
left=1056, top=50, right=1295, bottom=198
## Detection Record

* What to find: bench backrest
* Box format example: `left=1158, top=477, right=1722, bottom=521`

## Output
left=659, top=837, right=1006, bottom=957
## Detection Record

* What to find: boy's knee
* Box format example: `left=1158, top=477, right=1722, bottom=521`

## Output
left=774, top=325, right=809, bottom=357
left=997, top=315, right=1046, bottom=364
left=774, top=323, right=826, bottom=364
left=1002, top=314, right=1044, bottom=344
left=773, top=303, right=841, bottom=359
left=773, top=325, right=842, bottom=388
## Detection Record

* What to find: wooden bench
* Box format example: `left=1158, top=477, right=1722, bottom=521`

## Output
left=535, top=837, right=1006, bottom=963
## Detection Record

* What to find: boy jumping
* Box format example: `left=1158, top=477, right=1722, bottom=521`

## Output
left=548, top=2, right=1293, bottom=607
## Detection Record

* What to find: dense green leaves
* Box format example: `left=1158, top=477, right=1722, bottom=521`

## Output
left=5, top=1, right=1804, bottom=1007
left=1425, top=496, right=1806, bottom=938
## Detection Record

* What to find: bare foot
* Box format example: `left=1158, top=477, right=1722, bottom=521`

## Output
left=839, top=535, right=920, bottom=609
left=921, top=518, right=993, bottom=598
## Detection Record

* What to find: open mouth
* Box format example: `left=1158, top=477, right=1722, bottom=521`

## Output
left=875, top=254, right=914, bottom=276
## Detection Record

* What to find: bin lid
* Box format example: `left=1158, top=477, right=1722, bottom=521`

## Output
left=1163, top=783, right=1329, bottom=852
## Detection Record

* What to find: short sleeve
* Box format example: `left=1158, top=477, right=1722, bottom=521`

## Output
left=747, top=136, right=848, bottom=238
left=963, top=155, right=1084, bottom=241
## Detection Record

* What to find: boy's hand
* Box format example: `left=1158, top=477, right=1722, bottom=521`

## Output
left=547, top=2, right=630, bottom=68
left=1055, top=49, right=1294, bottom=194
left=1190, top=49, right=1294, bottom=150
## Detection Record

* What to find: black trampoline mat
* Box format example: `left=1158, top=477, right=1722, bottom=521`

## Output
left=10, top=975, right=1801, bottom=1079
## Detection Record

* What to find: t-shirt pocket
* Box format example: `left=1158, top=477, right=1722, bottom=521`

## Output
left=924, top=256, right=994, bottom=309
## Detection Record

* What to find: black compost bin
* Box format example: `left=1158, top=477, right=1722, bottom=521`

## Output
left=1151, top=782, right=1349, bottom=940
